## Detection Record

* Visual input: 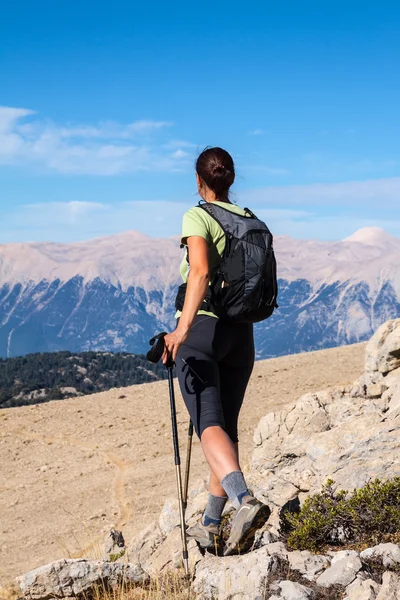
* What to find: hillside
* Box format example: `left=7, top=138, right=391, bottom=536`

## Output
left=0, top=351, right=167, bottom=409
left=0, top=227, right=399, bottom=359
left=0, top=341, right=365, bottom=585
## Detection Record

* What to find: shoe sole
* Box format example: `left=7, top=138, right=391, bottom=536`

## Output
left=223, top=503, right=270, bottom=556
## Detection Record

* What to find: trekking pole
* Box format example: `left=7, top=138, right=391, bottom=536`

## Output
left=183, top=421, right=193, bottom=510
left=166, top=360, right=190, bottom=578
left=146, top=333, right=190, bottom=580
left=179, top=356, right=208, bottom=511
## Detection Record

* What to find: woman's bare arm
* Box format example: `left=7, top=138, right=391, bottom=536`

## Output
left=162, top=235, right=209, bottom=363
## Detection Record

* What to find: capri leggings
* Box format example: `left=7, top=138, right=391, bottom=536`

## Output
left=176, top=315, right=255, bottom=444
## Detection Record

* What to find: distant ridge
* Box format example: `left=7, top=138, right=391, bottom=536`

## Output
left=0, top=228, right=399, bottom=358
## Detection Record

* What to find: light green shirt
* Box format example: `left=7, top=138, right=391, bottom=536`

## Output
left=175, top=201, right=248, bottom=319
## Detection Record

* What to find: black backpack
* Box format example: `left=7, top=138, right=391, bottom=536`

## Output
left=175, top=202, right=278, bottom=323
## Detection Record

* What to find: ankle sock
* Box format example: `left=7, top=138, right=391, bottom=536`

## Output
left=220, top=470, right=250, bottom=509
left=202, top=493, right=228, bottom=526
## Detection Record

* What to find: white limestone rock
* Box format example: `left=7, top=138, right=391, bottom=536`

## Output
left=316, top=551, right=362, bottom=588
left=269, top=580, right=316, bottom=599
left=158, top=497, right=180, bottom=535
left=365, top=319, right=400, bottom=375
left=128, top=520, right=164, bottom=568
left=192, top=548, right=279, bottom=600
left=360, top=543, right=400, bottom=568
left=286, top=550, right=330, bottom=581
left=375, top=571, right=400, bottom=599
left=18, top=558, right=147, bottom=599
left=345, top=575, right=380, bottom=600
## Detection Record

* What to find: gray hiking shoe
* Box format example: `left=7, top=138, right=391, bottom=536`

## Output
left=223, top=495, right=271, bottom=556
left=186, top=518, right=220, bottom=550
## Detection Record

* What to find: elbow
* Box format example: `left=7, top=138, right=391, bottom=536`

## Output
left=190, top=268, right=210, bottom=283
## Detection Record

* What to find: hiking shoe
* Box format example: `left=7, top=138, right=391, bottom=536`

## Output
left=223, top=495, right=270, bottom=556
left=186, top=518, right=220, bottom=550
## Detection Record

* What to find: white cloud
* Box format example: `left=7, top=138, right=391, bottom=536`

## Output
left=1, top=198, right=400, bottom=244
left=171, top=149, right=191, bottom=159
left=243, top=177, right=400, bottom=208
left=248, top=129, right=265, bottom=135
left=0, top=200, right=188, bottom=242
left=0, top=106, right=188, bottom=175
left=264, top=214, right=400, bottom=241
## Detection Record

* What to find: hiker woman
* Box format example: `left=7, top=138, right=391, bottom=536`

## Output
left=162, top=147, right=270, bottom=555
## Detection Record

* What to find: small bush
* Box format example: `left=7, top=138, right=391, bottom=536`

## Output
left=283, top=477, right=400, bottom=552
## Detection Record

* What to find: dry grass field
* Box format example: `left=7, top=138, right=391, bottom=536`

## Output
left=0, top=343, right=365, bottom=586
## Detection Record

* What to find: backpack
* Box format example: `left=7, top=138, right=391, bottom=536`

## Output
left=175, top=202, right=278, bottom=323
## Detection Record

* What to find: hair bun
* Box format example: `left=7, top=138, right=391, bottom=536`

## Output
left=196, top=147, right=235, bottom=200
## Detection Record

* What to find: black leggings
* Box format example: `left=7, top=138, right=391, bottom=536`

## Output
left=176, top=315, right=255, bottom=443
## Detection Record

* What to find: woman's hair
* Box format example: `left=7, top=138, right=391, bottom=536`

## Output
left=196, top=147, right=235, bottom=200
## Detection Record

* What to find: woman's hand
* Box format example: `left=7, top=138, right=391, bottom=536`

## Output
left=162, top=326, right=189, bottom=364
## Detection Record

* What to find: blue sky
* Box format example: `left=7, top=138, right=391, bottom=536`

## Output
left=1, top=0, right=399, bottom=243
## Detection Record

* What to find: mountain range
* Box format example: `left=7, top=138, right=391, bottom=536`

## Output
left=0, top=227, right=399, bottom=359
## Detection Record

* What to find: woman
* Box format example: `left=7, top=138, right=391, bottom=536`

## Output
left=162, top=147, right=269, bottom=556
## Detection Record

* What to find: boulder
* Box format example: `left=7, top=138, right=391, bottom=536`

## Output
left=316, top=551, right=362, bottom=588
left=345, top=576, right=380, bottom=600
left=365, top=319, right=400, bottom=375
left=268, top=580, right=315, bottom=599
left=249, top=377, right=400, bottom=524
left=360, top=543, right=400, bottom=568
left=192, top=548, right=279, bottom=600
left=18, top=558, right=147, bottom=600
left=158, top=497, right=180, bottom=535
left=128, top=520, right=164, bottom=568
left=375, top=571, right=400, bottom=599
left=142, top=527, right=202, bottom=578
left=286, top=550, right=330, bottom=581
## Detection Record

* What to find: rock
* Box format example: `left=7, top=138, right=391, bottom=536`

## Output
left=345, top=576, right=381, bottom=600
left=368, top=382, right=388, bottom=398
left=365, top=319, right=400, bottom=375
left=172, top=537, right=203, bottom=571
left=250, top=376, right=400, bottom=524
left=378, top=326, right=400, bottom=375
left=185, top=489, right=210, bottom=525
left=286, top=550, right=330, bottom=581
left=159, top=487, right=209, bottom=533
left=360, top=543, right=400, bottom=568
left=253, top=525, right=280, bottom=548
left=18, top=558, right=147, bottom=599
left=103, top=528, right=125, bottom=562
left=375, top=571, right=400, bottom=599
left=316, top=551, right=362, bottom=588
left=128, top=520, right=164, bottom=568
left=142, top=527, right=201, bottom=577
left=269, top=580, right=316, bottom=599
left=158, top=497, right=180, bottom=535
left=192, top=548, right=279, bottom=600
left=387, top=388, right=400, bottom=416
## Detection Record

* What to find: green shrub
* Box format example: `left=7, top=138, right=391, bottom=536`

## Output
left=283, top=477, right=400, bottom=552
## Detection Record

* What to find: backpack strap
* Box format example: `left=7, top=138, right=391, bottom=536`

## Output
left=244, top=206, right=258, bottom=219
left=197, top=201, right=230, bottom=239
left=198, top=200, right=258, bottom=223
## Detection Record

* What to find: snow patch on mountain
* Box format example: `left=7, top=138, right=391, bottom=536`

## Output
left=0, top=227, right=399, bottom=358
left=1, top=228, right=399, bottom=298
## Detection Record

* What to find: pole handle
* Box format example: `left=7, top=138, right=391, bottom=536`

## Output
left=147, top=332, right=174, bottom=368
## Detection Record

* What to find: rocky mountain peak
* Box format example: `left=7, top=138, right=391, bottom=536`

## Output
left=344, top=226, right=397, bottom=247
